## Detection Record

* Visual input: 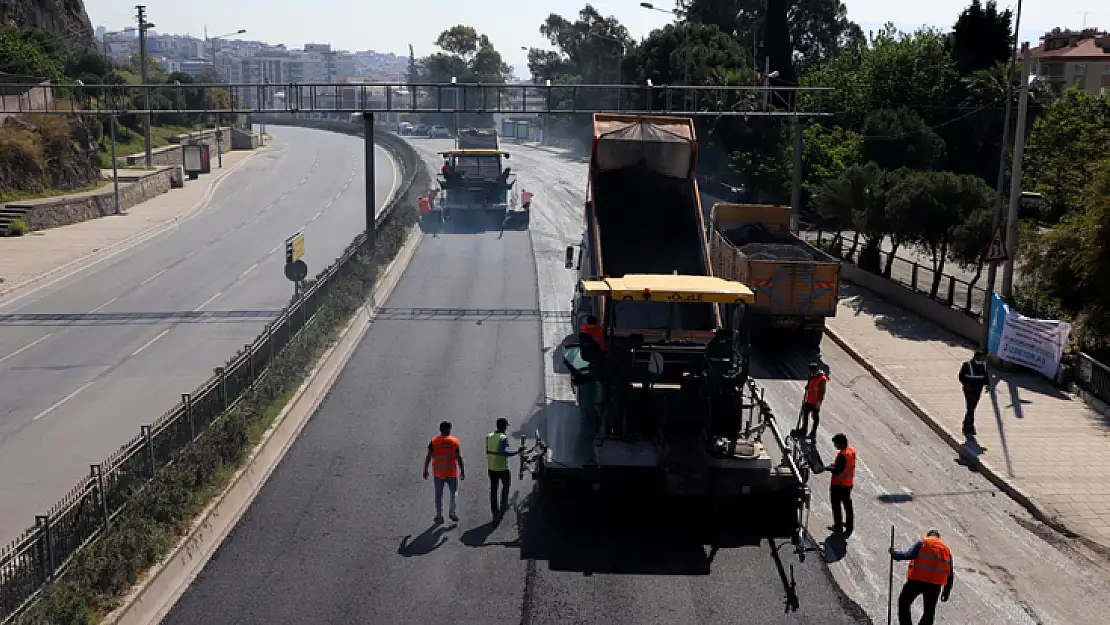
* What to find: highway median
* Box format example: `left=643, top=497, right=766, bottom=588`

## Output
left=0, top=124, right=428, bottom=625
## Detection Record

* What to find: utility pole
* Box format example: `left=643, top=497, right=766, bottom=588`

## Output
left=980, top=0, right=1023, bottom=350
left=136, top=4, right=153, bottom=167
left=1002, top=43, right=1033, bottom=298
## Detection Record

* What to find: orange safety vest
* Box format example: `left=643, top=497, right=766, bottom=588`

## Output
left=430, top=435, right=460, bottom=479
left=805, top=373, right=827, bottom=407
left=521, top=190, right=533, bottom=206
left=580, top=323, right=608, bottom=352
left=418, top=196, right=432, bottom=213
left=907, top=536, right=952, bottom=586
left=830, top=445, right=856, bottom=487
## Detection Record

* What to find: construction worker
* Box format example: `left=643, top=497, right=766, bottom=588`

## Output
left=486, top=418, right=523, bottom=518
left=958, top=350, right=989, bottom=436
left=891, top=529, right=954, bottom=625
left=418, top=196, right=432, bottom=213
left=441, top=158, right=452, bottom=178
left=795, top=361, right=828, bottom=440
left=579, top=315, right=607, bottom=359
left=824, top=433, right=855, bottom=537
left=423, top=421, right=465, bottom=524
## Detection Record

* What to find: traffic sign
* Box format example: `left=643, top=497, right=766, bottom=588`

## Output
left=284, top=259, right=308, bottom=282
left=985, top=223, right=1009, bottom=262
left=285, top=230, right=305, bottom=265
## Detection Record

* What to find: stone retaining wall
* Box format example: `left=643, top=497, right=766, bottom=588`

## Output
left=9, top=166, right=179, bottom=231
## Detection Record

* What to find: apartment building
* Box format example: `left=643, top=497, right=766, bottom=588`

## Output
left=1028, top=29, right=1110, bottom=96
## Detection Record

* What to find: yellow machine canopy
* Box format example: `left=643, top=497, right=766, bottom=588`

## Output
left=580, top=274, right=755, bottom=304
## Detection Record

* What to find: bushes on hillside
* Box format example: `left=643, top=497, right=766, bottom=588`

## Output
left=0, top=115, right=99, bottom=198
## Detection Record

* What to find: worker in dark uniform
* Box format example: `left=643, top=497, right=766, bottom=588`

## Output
left=825, top=433, right=855, bottom=537
left=958, top=350, right=989, bottom=436
left=891, top=528, right=954, bottom=625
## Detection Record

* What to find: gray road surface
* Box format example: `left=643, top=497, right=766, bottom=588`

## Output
left=162, top=137, right=869, bottom=625
left=0, top=126, right=398, bottom=541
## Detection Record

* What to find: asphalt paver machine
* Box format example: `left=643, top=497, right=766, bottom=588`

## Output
left=428, top=147, right=530, bottom=230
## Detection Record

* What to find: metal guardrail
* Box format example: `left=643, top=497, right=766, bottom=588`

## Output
left=1077, top=352, right=1110, bottom=406
left=0, top=129, right=419, bottom=622
left=805, top=229, right=988, bottom=318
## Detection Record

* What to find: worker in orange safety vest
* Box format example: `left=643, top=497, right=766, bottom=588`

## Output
left=578, top=315, right=608, bottom=361
left=423, top=421, right=465, bottom=524
left=418, top=196, right=432, bottom=213
left=795, top=361, right=828, bottom=440
left=824, top=433, right=855, bottom=537
left=891, top=529, right=954, bottom=625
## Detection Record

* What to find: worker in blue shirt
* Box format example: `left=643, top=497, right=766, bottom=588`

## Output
left=486, top=418, right=523, bottom=519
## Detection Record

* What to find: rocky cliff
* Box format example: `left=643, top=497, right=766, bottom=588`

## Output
left=0, top=0, right=94, bottom=49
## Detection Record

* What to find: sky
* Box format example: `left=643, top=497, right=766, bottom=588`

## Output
left=86, top=1, right=1110, bottom=79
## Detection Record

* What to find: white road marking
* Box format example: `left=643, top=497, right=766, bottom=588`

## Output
left=324, top=200, right=333, bottom=209
left=239, top=263, right=259, bottom=279
left=0, top=334, right=53, bottom=365
left=130, top=328, right=170, bottom=357
left=268, top=243, right=282, bottom=255
left=139, top=268, right=167, bottom=285
left=334, top=191, right=343, bottom=201
left=194, top=291, right=222, bottom=311
left=312, top=212, right=322, bottom=221
left=88, top=297, right=118, bottom=313
left=33, top=381, right=94, bottom=421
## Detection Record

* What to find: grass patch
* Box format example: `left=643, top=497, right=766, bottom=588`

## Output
left=0, top=181, right=109, bottom=203
left=6, top=217, right=29, bottom=236
left=11, top=158, right=421, bottom=625
left=97, top=125, right=193, bottom=168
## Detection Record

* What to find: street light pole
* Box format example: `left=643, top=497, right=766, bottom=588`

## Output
left=135, top=4, right=154, bottom=167
left=1002, top=43, right=1034, bottom=299
left=640, top=2, right=687, bottom=106
left=981, top=0, right=1024, bottom=350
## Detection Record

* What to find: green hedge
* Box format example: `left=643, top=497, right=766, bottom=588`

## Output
left=12, top=147, right=421, bottom=625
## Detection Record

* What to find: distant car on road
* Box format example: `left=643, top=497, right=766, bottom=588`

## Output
left=399, top=122, right=414, bottom=135
left=414, top=124, right=429, bottom=136
left=429, top=125, right=452, bottom=138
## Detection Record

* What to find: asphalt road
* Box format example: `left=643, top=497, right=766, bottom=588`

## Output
left=0, top=126, right=398, bottom=541
left=162, top=137, right=869, bottom=625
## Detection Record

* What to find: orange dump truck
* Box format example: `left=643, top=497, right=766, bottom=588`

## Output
left=709, top=203, right=841, bottom=347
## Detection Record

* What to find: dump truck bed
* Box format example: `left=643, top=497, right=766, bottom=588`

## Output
left=587, top=114, right=716, bottom=333
left=710, top=203, right=840, bottom=319
left=456, top=128, right=499, bottom=150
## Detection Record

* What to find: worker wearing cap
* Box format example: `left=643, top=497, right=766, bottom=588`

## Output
left=891, top=528, right=954, bottom=625
left=824, top=433, right=855, bottom=537
left=486, top=418, right=523, bottom=518
left=958, top=350, right=989, bottom=436
left=423, top=421, right=465, bottom=524
left=579, top=315, right=607, bottom=355
left=796, top=362, right=828, bottom=440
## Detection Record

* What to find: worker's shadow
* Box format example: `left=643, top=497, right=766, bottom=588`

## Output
left=820, top=533, right=848, bottom=563
left=397, top=523, right=452, bottom=557
left=460, top=492, right=523, bottom=549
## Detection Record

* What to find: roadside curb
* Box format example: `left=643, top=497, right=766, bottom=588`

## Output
left=105, top=224, right=423, bottom=625
left=822, top=322, right=1110, bottom=558
left=0, top=145, right=273, bottom=305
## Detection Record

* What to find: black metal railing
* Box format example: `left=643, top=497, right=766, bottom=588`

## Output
left=804, top=229, right=988, bottom=318
left=1077, top=352, right=1110, bottom=406
left=0, top=128, right=419, bottom=623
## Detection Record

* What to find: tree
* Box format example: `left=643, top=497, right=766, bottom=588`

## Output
left=950, top=0, right=1013, bottom=76
left=407, top=44, right=417, bottom=84
left=887, top=171, right=990, bottom=297
left=417, top=26, right=510, bottom=128
left=815, top=162, right=902, bottom=273
left=803, top=25, right=959, bottom=131
left=862, top=107, right=946, bottom=171
left=679, top=0, right=863, bottom=69
left=1023, top=89, right=1110, bottom=223
left=0, top=25, right=64, bottom=80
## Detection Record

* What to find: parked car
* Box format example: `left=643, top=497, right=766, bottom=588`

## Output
left=414, top=124, right=429, bottom=135
left=429, top=125, right=452, bottom=138
left=399, top=122, right=414, bottom=135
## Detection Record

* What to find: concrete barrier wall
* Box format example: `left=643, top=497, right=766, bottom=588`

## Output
left=121, top=127, right=235, bottom=168
left=840, top=262, right=984, bottom=343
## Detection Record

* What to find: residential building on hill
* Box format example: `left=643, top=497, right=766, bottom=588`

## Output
left=1027, top=28, right=1110, bottom=96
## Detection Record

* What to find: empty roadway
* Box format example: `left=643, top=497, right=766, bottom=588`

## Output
left=161, top=137, right=868, bottom=624
left=0, top=126, right=397, bottom=541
